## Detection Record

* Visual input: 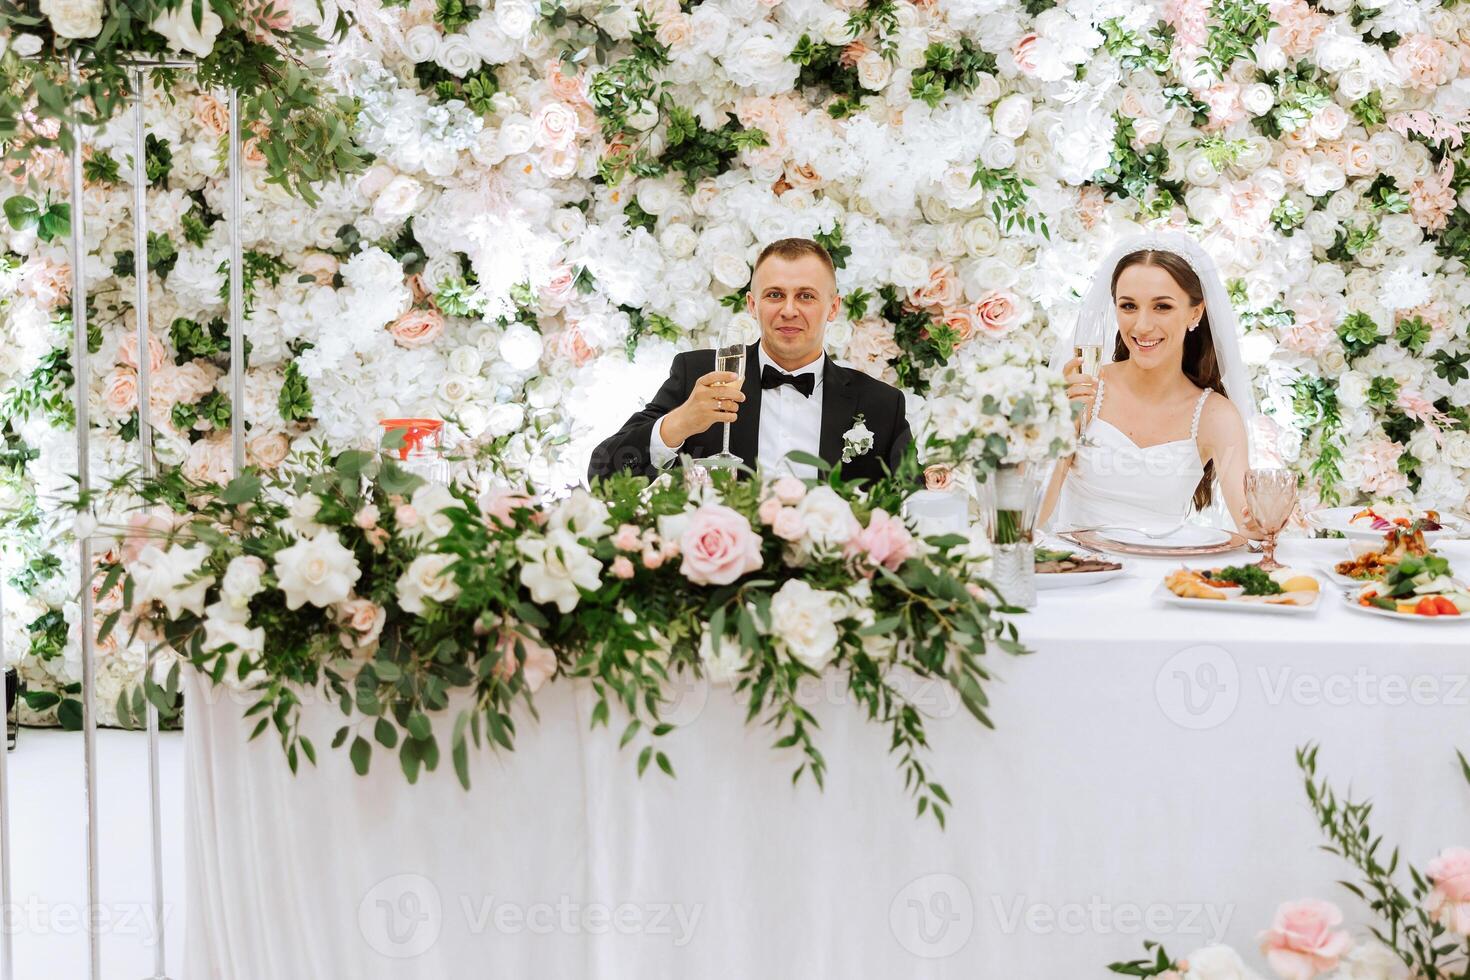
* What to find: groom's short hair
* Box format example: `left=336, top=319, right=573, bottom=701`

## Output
left=754, top=238, right=836, bottom=285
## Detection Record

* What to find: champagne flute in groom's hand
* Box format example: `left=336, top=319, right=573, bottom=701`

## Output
left=695, top=326, right=747, bottom=470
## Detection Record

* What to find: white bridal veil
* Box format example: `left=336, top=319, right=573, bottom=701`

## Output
left=1059, top=230, right=1258, bottom=425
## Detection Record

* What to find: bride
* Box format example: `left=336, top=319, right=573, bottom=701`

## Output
left=1040, top=232, right=1261, bottom=535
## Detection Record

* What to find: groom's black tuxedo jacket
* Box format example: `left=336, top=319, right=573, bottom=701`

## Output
left=588, top=342, right=912, bottom=483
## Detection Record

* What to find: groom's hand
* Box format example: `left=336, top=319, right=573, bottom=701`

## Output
left=660, top=371, right=744, bottom=446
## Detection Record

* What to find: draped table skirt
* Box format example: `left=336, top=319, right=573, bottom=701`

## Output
left=184, top=541, right=1470, bottom=978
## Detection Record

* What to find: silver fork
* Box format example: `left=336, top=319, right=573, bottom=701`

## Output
left=1065, top=522, right=1187, bottom=540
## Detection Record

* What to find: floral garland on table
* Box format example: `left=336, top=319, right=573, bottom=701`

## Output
left=1108, top=744, right=1470, bottom=980
left=98, top=446, right=1016, bottom=825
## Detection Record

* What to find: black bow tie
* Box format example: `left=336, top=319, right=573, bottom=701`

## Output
left=760, top=364, right=815, bottom=398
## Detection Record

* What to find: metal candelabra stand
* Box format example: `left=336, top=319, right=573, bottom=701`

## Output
left=1, top=53, right=250, bottom=980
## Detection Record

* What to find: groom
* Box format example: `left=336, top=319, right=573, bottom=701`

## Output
left=588, top=238, right=911, bottom=483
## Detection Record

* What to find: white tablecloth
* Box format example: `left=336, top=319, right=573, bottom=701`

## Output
left=184, top=540, right=1470, bottom=978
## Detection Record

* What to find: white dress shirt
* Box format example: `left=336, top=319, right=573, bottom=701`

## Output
left=650, top=346, right=825, bottom=480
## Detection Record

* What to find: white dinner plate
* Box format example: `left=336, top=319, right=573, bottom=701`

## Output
left=1101, top=525, right=1233, bottom=548
left=1036, top=566, right=1127, bottom=590
left=1151, top=583, right=1320, bottom=615
left=1338, top=589, right=1470, bottom=623
left=1320, top=565, right=1373, bottom=589
left=1309, top=506, right=1464, bottom=542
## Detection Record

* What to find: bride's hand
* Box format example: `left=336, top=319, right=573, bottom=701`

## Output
left=1062, top=356, right=1097, bottom=430
left=1239, top=504, right=1269, bottom=540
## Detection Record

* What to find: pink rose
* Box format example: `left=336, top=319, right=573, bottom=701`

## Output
left=772, top=475, right=807, bottom=505
left=641, top=546, right=665, bottom=570
left=121, top=509, right=180, bottom=565
left=839, top=40, right=871, bottom=68
left=973, top=289, right=1023, bottom=338
left=299, top=253, right=339, bottom=286
left=924, top=465, right=954, bottom=491
left=116, top=330, right=166, bottom=373
left=540, top=264, right=577, bottom=310
left=193, top=94, right=228, bottom=137
left=337, top=598, right=386, bottom=651
left=242, top=0, right=292, bottom=41
left=757, top=496, right=783, bottom=526
left=172, top=359, right=220, bottom=402
left=844, top=508, right=916, bottom=573
left=354, top=505, right=381, bottom=530
left=940, top=306, right=977, bottom=345
left=182, top=435, right=233, bottom=485
left=772, top=507, right=806, bottom=542
left=907, top=264, right=961, bottom=311
left=1426, top=847, right=1470, bottom=935
left=610, top=555, right=635, bottom=579
left=103, top=368, right=138, bottom=416
left=551, top=325, right=596, bottom=366
left=612, top=523, right=643, bottom=551
left=678, top=504, right=764, bottom=585
left=491, top=628, right=558, bottom=693
left=1259, top=899, right=1352, bottom=980
left=246, top=431, right=290, bottom=470
left=532, top=101, right=580, bottom=151
left=480, top=488, right=538, bottom=528
left=18, top=256, right=71, bottom=310
left=1200, top=81, right=1244, bottom=130
left=395, top=504, right=420, bottom=529
left=545, top=61, right=588, bottom=104
left=389, top=309, right=446, bottom=349
left=844, top=318, right=902, bottom=380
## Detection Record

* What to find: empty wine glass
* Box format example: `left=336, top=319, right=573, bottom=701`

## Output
left=1244, top=467, right=1298, bottom=570
left=695, top=321, right=748, bottom=470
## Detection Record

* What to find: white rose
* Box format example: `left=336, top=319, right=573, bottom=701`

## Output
left=402, top=25, right=439, bottom=63
left=659, top=223, right=698, bottom=258
left=446, top=345, right=484, bottom=377
left=769, top=580, right=841, bottom=670
left=1338, top=68, right=1374, bottom=101
left=970, top=72, right=1001, bottom=106
left=796, top=486, right=861, bottom=552
left=626, top=98, right=660, bottom=131
left=499, top=322, right=544, bottom=371
left=372, top=175, right=423, bottom=222
left=407, top=482, right=462, bottom=544
left=1338, top=371, right=1370, bottom=409
left=1444, top=431, right=1470, bottom=468
left=890, top=253, right=930, bottom=288
left=494, top=0, right=537, bottom=39
left=962, top=216, right=1000, bottom=256
left=699, top=630, right=745, bottom=685
left=1304, top=160, right=1347, bottom=196
left=150, top=1, right=222, bottom=56
left=1241, top=83, right=1275, bottom=116
left=396, top=553, right=462, bottom=616
left=518, top=529, right=602, bottom=613
left=12, top=34, right=43, bottom=57
left=1331, top=941, right=1407, bottom=980
left=435, top=34, right=481, bottom=78
left=856, top=50, right=892, bottom=91
left=273, top=533, right=361, bottom=610
left=1312, top=103, right=1350, bottom=140
left=485, top=402, right=526, bottom=437
left=1185, top=152, right=1220, bottom=186
left=496, top=114, right=535, bottom=157
left=709, top=251, right=750, bottom=289
left=978, top=136, right=1017, bottom=171
left=1182, top=945, right=1264, bottom=980
left=130, top=544, right=215, bottom=619
left=39, top=0, right=102, bottom=38
left=465, top=18, right=517, bottom=64
left=548, top=488, right=612, bottom=540
left=221, top=555, right=267, bottom=609
left=727, top=310, right=761, bottom=345
left=991, top=94, right=1033, bottom=139
left=723, top=32, right=800, bottom=96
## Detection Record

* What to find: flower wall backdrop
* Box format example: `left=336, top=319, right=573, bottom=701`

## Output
left=7, top=0, right=1470, bottom=718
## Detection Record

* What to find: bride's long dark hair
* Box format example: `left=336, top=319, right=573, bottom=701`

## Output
left=1109, top=249, right=1226, bottom=511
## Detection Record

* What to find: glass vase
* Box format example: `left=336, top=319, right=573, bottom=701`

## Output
left=986, top=462, right=1041, bottom=609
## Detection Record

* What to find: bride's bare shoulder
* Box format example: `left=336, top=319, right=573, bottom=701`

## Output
left=1196, top=390, right=1245, bottom=441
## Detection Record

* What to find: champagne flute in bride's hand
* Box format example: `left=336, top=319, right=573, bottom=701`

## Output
left=1244, top=468, right=1297, bottom=571
left=696, top=325, right=747, bottom=470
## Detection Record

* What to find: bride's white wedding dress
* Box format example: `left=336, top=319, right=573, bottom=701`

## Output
left=1053, top=375, right=1210, bottom=532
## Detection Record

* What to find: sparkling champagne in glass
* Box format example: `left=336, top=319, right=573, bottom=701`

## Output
left=1244, top=467, right=1297, bottom=571
left=1074, top=344, right=1103, bottom=378
left=697, top=328, right=747, bottom=469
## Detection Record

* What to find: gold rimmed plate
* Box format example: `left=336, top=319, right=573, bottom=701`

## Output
left=1063, top=528, right=1251, bottom=558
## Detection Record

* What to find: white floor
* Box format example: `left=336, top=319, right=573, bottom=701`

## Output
left=2, top=729, right=185, bottom=979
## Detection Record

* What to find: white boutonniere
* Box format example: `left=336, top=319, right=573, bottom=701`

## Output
left=841, top=414, right=874, bottom=464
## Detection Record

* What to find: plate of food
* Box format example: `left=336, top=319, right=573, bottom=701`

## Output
left=1309, top=503, right=1462, bottom=542
left=1034, top=545, right=1125, bottom=590
left=1325, top=524, right=1435, bottom=587
left=1065, top=526, right=1250, bottom=558
left=1342, top=552, right=1470, bottom=622
left=1155, top=564, right=1322, bottom=615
